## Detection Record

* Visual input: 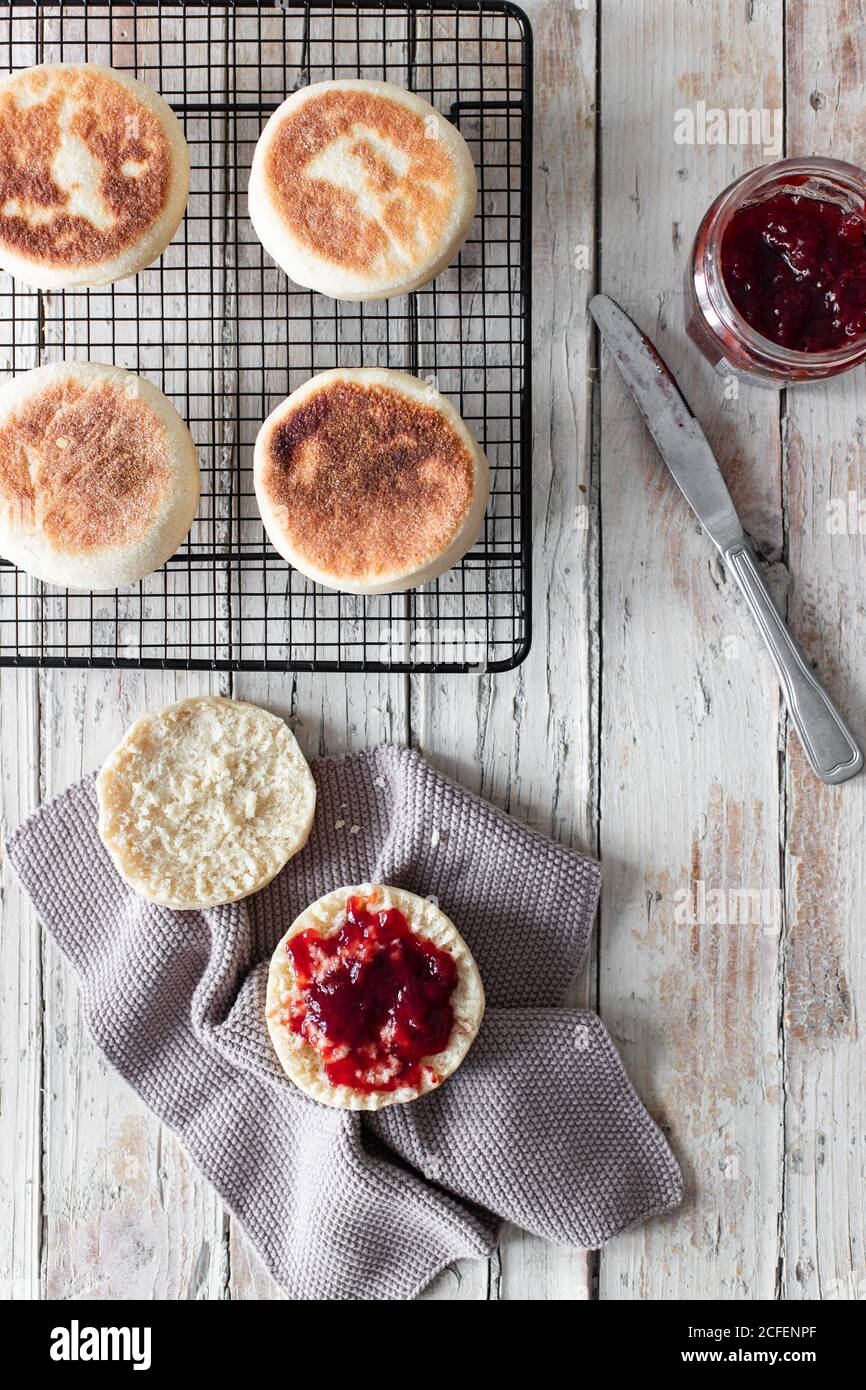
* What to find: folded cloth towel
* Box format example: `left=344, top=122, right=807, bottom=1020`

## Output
left=6, top=744, right=683, bottom=1300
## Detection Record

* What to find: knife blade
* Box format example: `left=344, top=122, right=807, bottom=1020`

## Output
left=590, top=293, right=744, bottom=554
left=590, top=292, right=863, bottom=786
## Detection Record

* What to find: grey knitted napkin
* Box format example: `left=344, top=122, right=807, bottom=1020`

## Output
left=6, top=744, right=682, bottom=1300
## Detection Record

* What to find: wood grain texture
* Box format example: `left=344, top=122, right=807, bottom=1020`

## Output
left=781, top=0, right=866, bottom=1302
left=223, top=3, right=416, bottom=1302
left=411, top=0, right=598, bottom=1300
left=0, top=10, right=40, bottom=1304
left=0, top=671, right=41, bottom=1299
left=596, top=0, right=786, bottom=1300
left=28, top=9, right=228, bottom=1301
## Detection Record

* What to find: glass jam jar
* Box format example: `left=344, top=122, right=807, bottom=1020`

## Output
left=686, top=156, right=866, bottom=387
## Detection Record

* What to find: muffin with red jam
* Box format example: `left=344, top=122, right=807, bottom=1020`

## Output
left=266, top=884, right=484, bottom=1110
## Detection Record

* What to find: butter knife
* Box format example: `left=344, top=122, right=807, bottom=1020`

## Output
left=590, top=292, right=862, bottom=786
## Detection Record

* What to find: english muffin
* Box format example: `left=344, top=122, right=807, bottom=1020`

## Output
left=0, top=63, right=189, bottom=289
left=266, top=884, right=485, bottom=1111
left=254, top=367, right=489, bottom=593
left=0, top=361, right=200, bottom=589
left=248, top=78, right=477, bottom=300
left=97, top=696, right=317, bottom=911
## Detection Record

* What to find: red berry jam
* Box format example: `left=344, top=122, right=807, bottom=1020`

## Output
left=285, top=895, right=457, bottom=1094
left=721, top=190, right=866, bottom=351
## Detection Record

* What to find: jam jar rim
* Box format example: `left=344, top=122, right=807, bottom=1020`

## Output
left=696, top=154, right=866, bottom=368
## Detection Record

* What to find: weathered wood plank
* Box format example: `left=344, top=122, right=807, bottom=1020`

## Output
left=0, top=671, right=42, bottom=1299
left=781, top=0, right=866, bottom=1302
left=37, top=672, right=227, bottom=1300
left=225, top=675, right=408, bottom=1303
left=225, top=4, right=413, bottom=1299
left=0, top=4, right=51, bottom=1307
left=411, top=0, right=598, bottom=1301
left=596, top=0, right=786, bottom=1300
left=33, top=7, right=228, bottom=1300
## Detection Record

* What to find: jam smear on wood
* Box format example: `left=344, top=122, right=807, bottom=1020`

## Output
left=721, top=189, right=866, bottom=351
left=286, top=895, right=457, bottom=1093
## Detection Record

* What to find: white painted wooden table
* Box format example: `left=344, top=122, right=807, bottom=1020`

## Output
left=2, top=0, right=865, bottom=1301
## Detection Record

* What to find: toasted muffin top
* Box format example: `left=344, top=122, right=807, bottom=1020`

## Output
left=0, top=65, right=173, bottom=270
left=0, top=370, right=170, bottom=554
left=258, top=376, right=476, bottom=583
left=263, top=84, right=463, bottom=281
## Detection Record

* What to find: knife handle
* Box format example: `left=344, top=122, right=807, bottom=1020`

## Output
left=724, top=542, right=862, bottom=785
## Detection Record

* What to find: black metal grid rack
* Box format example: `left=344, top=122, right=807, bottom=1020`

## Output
left=0, top=1, right=532, bottom=673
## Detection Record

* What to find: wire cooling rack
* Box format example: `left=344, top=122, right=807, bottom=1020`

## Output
left=0, top=1, right=532, bottom=673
